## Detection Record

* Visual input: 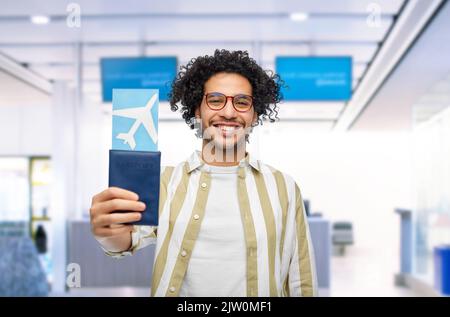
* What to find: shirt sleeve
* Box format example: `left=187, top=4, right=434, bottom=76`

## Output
left=287, top=183, right=318, bottom=296
left=102, top=225, right=157, bottom=259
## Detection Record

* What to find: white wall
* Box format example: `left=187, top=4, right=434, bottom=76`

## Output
left=255, top=124, right=413, bottom=251
left=0, top=103, right=52, bottom=156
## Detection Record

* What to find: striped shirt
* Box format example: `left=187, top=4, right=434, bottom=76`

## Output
left=105, top=151, right=318, bottom=297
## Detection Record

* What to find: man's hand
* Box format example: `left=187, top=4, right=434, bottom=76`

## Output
left=90, top=187, right=146, bottom=252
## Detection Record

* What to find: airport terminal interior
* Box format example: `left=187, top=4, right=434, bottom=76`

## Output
left=0, top=0, right=449, bottom=297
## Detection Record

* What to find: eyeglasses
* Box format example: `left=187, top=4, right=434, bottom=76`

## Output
left=204, top=92, right=253, bottom=112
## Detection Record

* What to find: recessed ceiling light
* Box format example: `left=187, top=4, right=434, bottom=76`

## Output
left=290, top=12, right=309, bottom=22
left=30, top=15, right=50, bottom=25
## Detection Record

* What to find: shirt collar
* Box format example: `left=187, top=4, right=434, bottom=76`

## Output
left=186, top=150, right=261, bottom=174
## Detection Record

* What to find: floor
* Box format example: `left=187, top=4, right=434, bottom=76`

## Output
left=328, top=246, right=418, bottom=297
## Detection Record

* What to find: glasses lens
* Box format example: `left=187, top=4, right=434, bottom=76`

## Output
left=233, top=95, right=252, bottom=110
left=206, top=93, right=226, bottom=109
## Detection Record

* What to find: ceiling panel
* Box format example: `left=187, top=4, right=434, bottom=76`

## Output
left=0, top=16, right=392, bottom=44
left=0, top=0, right=405, bottom=16
left=83, top=45, right=141, bottom=62
left=263, top=43, right=378, bottom=64
left=145, top=44, right=254, bottom=62
left=29, top=64, right=100, bottom=80
left=140, top=18, right=392, bottom=42
left=313, top=43, right=379, bottom=63
left=0, top=46, right=74, bottom=63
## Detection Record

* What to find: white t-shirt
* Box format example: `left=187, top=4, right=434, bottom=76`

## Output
left=179, top=163, right=246, bottom=297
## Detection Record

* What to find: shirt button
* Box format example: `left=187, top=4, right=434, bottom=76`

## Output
left=169, top=286, right=176, bottom=293
left=201, top=182, right=207, bottom=188
left=181, top=250, right=187, bottom=257
left=193, top=214, right=200, bottom=220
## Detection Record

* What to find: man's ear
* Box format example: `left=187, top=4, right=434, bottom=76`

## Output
left=252, top=112, right=258, bottom=126
left=195, top=107, right=200, bottom=119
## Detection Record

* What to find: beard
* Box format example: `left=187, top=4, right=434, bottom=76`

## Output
left=202, top=125, right=250, bottom=163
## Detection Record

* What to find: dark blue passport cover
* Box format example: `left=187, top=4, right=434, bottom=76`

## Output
left=108, top=149, right=161, bottom=226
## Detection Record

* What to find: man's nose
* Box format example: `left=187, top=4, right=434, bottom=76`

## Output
left=220, top=97, right=237, bottom=118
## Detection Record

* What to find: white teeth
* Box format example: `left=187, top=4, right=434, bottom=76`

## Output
left=216, top=125, right=239, bottom=131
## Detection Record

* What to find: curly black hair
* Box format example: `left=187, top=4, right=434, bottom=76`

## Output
left=169, top=49, right=283, bottom=129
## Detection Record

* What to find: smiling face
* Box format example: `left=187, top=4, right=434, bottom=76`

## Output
left=195, top=72, right=257, bottom=155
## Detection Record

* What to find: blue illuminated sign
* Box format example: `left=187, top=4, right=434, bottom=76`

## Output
left=276, top=56, right=352, bottom=101
left=101, top=57, right=177, bottom=102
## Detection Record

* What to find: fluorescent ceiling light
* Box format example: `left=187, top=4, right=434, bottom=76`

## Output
left=30, top=15, right=50, bottom=25
left=290, top=12, right=309, bottom=22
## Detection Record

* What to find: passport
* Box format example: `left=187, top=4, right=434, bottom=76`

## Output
left=109, top=89, right=161, bottom=226
left=108, top=149, right=161, bottom=226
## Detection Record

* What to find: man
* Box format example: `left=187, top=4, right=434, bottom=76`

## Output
left=90, top=49, right=317, bottom=297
